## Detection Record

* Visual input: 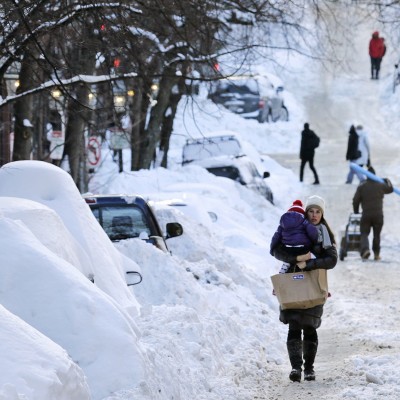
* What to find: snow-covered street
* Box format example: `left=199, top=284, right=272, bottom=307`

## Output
left=261, top=6, right=400, bottom=398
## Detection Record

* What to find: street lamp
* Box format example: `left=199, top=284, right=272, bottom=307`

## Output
left=51, top=89, right=62, bottom=99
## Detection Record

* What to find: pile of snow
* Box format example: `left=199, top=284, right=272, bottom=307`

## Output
left=0, top=162, right=146, bottom=399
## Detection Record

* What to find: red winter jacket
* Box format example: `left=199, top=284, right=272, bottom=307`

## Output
left=369, top=33, right=386, bottom=58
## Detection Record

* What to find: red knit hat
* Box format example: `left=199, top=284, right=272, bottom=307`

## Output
left=288, top=199, right=305, bottom=214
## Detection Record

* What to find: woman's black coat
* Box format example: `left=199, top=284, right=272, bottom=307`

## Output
left=346, top=129, right=359, bottom=161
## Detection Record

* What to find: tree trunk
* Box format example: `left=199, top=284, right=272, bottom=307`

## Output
left=140, top=69, right=178, bottom=169
left=64, top=84, right=90, bottom=190
left=64, top=24, right=97, bottom=190
left=159, top=92, right=182, bottom=168
left=0, top=78, right=12, bottom=166
left=130, top=80, right=143, bottom=171
left=13, top=51, right=38, bottom=161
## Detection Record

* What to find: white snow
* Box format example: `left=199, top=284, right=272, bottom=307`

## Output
left=23, top=119, right=33, bottom=128
left=1, top=6, right=400, bottom=400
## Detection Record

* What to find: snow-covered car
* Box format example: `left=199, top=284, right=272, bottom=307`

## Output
left=182, top=133, right=244, bottom=163
left=208, top=74, right=289, bottom=123
left=83, top=194, right=183, bottom=252
left=150, top=194, right=219, bottom=230
left=182, top=135, right=274, bottom=204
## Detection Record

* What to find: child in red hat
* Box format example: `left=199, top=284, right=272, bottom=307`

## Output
left=270, top=200, right=319, bottom=261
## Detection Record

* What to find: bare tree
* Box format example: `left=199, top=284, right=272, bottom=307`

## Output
left=0, top=0, right=377, bottom=188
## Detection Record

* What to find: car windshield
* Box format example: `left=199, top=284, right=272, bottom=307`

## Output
left=216, top=78, right=258, bottom=96
left=92, top=205, right=152, bottom=241
left=182, top=136, right=242, bottom=163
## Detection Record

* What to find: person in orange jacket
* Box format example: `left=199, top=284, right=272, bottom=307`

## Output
left=369, top=31, right=386, bottom=79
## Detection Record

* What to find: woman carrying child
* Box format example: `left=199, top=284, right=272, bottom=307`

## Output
left=270, top=195, right=338, bottom=382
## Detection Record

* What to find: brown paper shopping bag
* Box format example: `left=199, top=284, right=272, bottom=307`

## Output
left=271, top=269, right=328, bottom=310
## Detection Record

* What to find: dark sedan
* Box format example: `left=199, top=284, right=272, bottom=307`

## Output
left=83, top=194, right=183, bottom=252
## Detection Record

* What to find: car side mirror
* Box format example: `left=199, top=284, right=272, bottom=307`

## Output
left=126, top=271, right=143, bottom=286
left=165, top=222, right=183, bottom=239
left=208, top=211, right=218, bottom=223
left=263, top=171, right=270, bottom=179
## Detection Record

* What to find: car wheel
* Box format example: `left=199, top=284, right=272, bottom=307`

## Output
left=339, top=247, right=346, bottom=261
left=265, top=108, right=272, bottom=123
left=279, top=105, right=289, bottom=121
left=339, top=237, right=347, bottom=261
left=257, top=108, right=268, bottom=123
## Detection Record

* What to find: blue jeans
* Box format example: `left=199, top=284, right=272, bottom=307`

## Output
left=346, top=164, right=365, bottom=183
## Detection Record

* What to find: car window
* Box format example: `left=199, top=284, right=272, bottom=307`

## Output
left=92, top=208, right=100, bottom=220
left=247, top=162, right=262, bottom=178
left=217, top=78, right=259, bottom=96
left=235, top=162, right=255, bottom=185
left=94, top=205, right=152, bottom=241
left=206, top=166, right=244, bottom=184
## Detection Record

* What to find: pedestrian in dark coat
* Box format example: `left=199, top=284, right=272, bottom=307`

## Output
left=346, top=125, right=363, bottom=184
left=346, top=124, right=371, bottom=184
left=352, top=166, right=393, bottom=260
left=369, top=31, right=386, bottom=79
left=346, top=125, right=359, bottom=162
left=300, top=123, right=320, bottom=184
left=271, top=195, right=337, bottom=383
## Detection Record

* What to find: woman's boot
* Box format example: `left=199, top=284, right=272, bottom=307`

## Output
left=303, top=340, right=318, bottom=381
left=287, top=339, right=303, bottom=382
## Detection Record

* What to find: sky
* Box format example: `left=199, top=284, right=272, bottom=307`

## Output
left=1, top=4, right=400, bottom=400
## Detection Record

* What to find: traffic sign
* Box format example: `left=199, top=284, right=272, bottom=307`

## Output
left=109, top=129, right=130, bottom=150
left=87, top=136, right=101, bottom=166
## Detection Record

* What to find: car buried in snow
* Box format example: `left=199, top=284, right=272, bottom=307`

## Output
left=182, top=134, right=274, bottom=204
left=83, top=194, right=183, bottom=253
left=208, top=74, right=289, bottom=123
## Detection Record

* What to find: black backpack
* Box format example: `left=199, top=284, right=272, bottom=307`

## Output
left=312, top=133, right=320, bottom=149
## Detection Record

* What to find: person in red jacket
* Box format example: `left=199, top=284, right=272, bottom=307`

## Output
left=369, top=31, right=386, bottom=79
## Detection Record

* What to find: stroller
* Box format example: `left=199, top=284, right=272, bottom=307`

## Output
left=339, top=213, right=361, bottom=261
